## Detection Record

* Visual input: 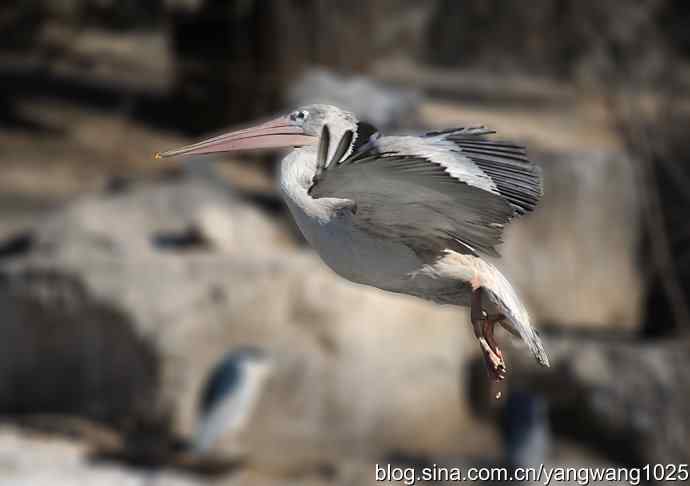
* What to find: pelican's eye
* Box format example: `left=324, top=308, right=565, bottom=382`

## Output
left=291, top=110, right=309, bottom=123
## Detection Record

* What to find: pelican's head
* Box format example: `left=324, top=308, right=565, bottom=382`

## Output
left=156, top=104, right=357, bottom=159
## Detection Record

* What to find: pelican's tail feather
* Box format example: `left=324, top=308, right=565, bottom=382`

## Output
left=497, top=303, right=550, bottom=368
left=483, top=271, right=550, bottom=368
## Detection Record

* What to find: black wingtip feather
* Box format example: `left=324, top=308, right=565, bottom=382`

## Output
left=431, top=128, right=543, bottom=215
left=352, top=121, right=379, bottom=153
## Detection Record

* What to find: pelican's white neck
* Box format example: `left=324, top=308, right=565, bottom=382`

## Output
left=278, top=145, right=356, bottom=225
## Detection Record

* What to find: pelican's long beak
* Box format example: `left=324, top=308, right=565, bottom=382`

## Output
left=155, top=116, right=318, bottom=159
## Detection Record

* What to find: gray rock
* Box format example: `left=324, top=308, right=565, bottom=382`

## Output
left=28, top=176, right=288, bottom=259
left=0, top=176, right=476, bottom=468
left=502, top=335, right=690, bottom=465
left=496, top=149, right=642, bottom=330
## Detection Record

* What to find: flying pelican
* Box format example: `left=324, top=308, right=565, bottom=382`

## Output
left=157, top=104, right=549, bottom=381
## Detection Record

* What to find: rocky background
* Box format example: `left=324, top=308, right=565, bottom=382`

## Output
left=1, top=1, right=690, bottom=485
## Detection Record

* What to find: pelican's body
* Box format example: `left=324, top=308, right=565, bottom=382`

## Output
left=280, top=146, right=421, bottom=290
left=159, top=104, right=550, bottom=381
left=278, top=138, right=533, bottom=323
left=281, top=145, right=479, bottom=304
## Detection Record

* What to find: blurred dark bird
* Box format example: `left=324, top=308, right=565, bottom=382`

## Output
left=501, top=390, right=550, bottom=468
left=158, top=104, right=549, bottom=381
left=192, top=347, right=272, bottom=455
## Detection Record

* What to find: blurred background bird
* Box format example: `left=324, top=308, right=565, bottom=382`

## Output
left=192, top=347, right=273, bottom=456
left=501, top=390, right=550, bottom=469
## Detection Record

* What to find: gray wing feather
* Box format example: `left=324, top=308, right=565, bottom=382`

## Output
left=331, top=129, right=354, bottom=166
left=310, top=126, right=542, bottom=260
left=485, top=289, right=550, bottom=367
left=314, top=125, right=330, bottom=180
left=429, top=128, right=543, bottom=215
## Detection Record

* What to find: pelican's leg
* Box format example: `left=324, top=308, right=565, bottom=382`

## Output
left=471, top=287, right=507, bottom=382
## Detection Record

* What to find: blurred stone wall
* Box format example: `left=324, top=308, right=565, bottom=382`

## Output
left=168, top=0, right=432, bottom=130
left=499, top=149, right=642, bottom=330
left=0, top=178, right=479, bottom=465
left=425, top=0, right=689, bottom=83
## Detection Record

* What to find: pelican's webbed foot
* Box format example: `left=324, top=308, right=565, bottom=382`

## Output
left=471, top=287, right=507, bottom=382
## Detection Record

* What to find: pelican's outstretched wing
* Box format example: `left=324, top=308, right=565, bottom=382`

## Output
left=309, top=126, right=542, bottom=260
